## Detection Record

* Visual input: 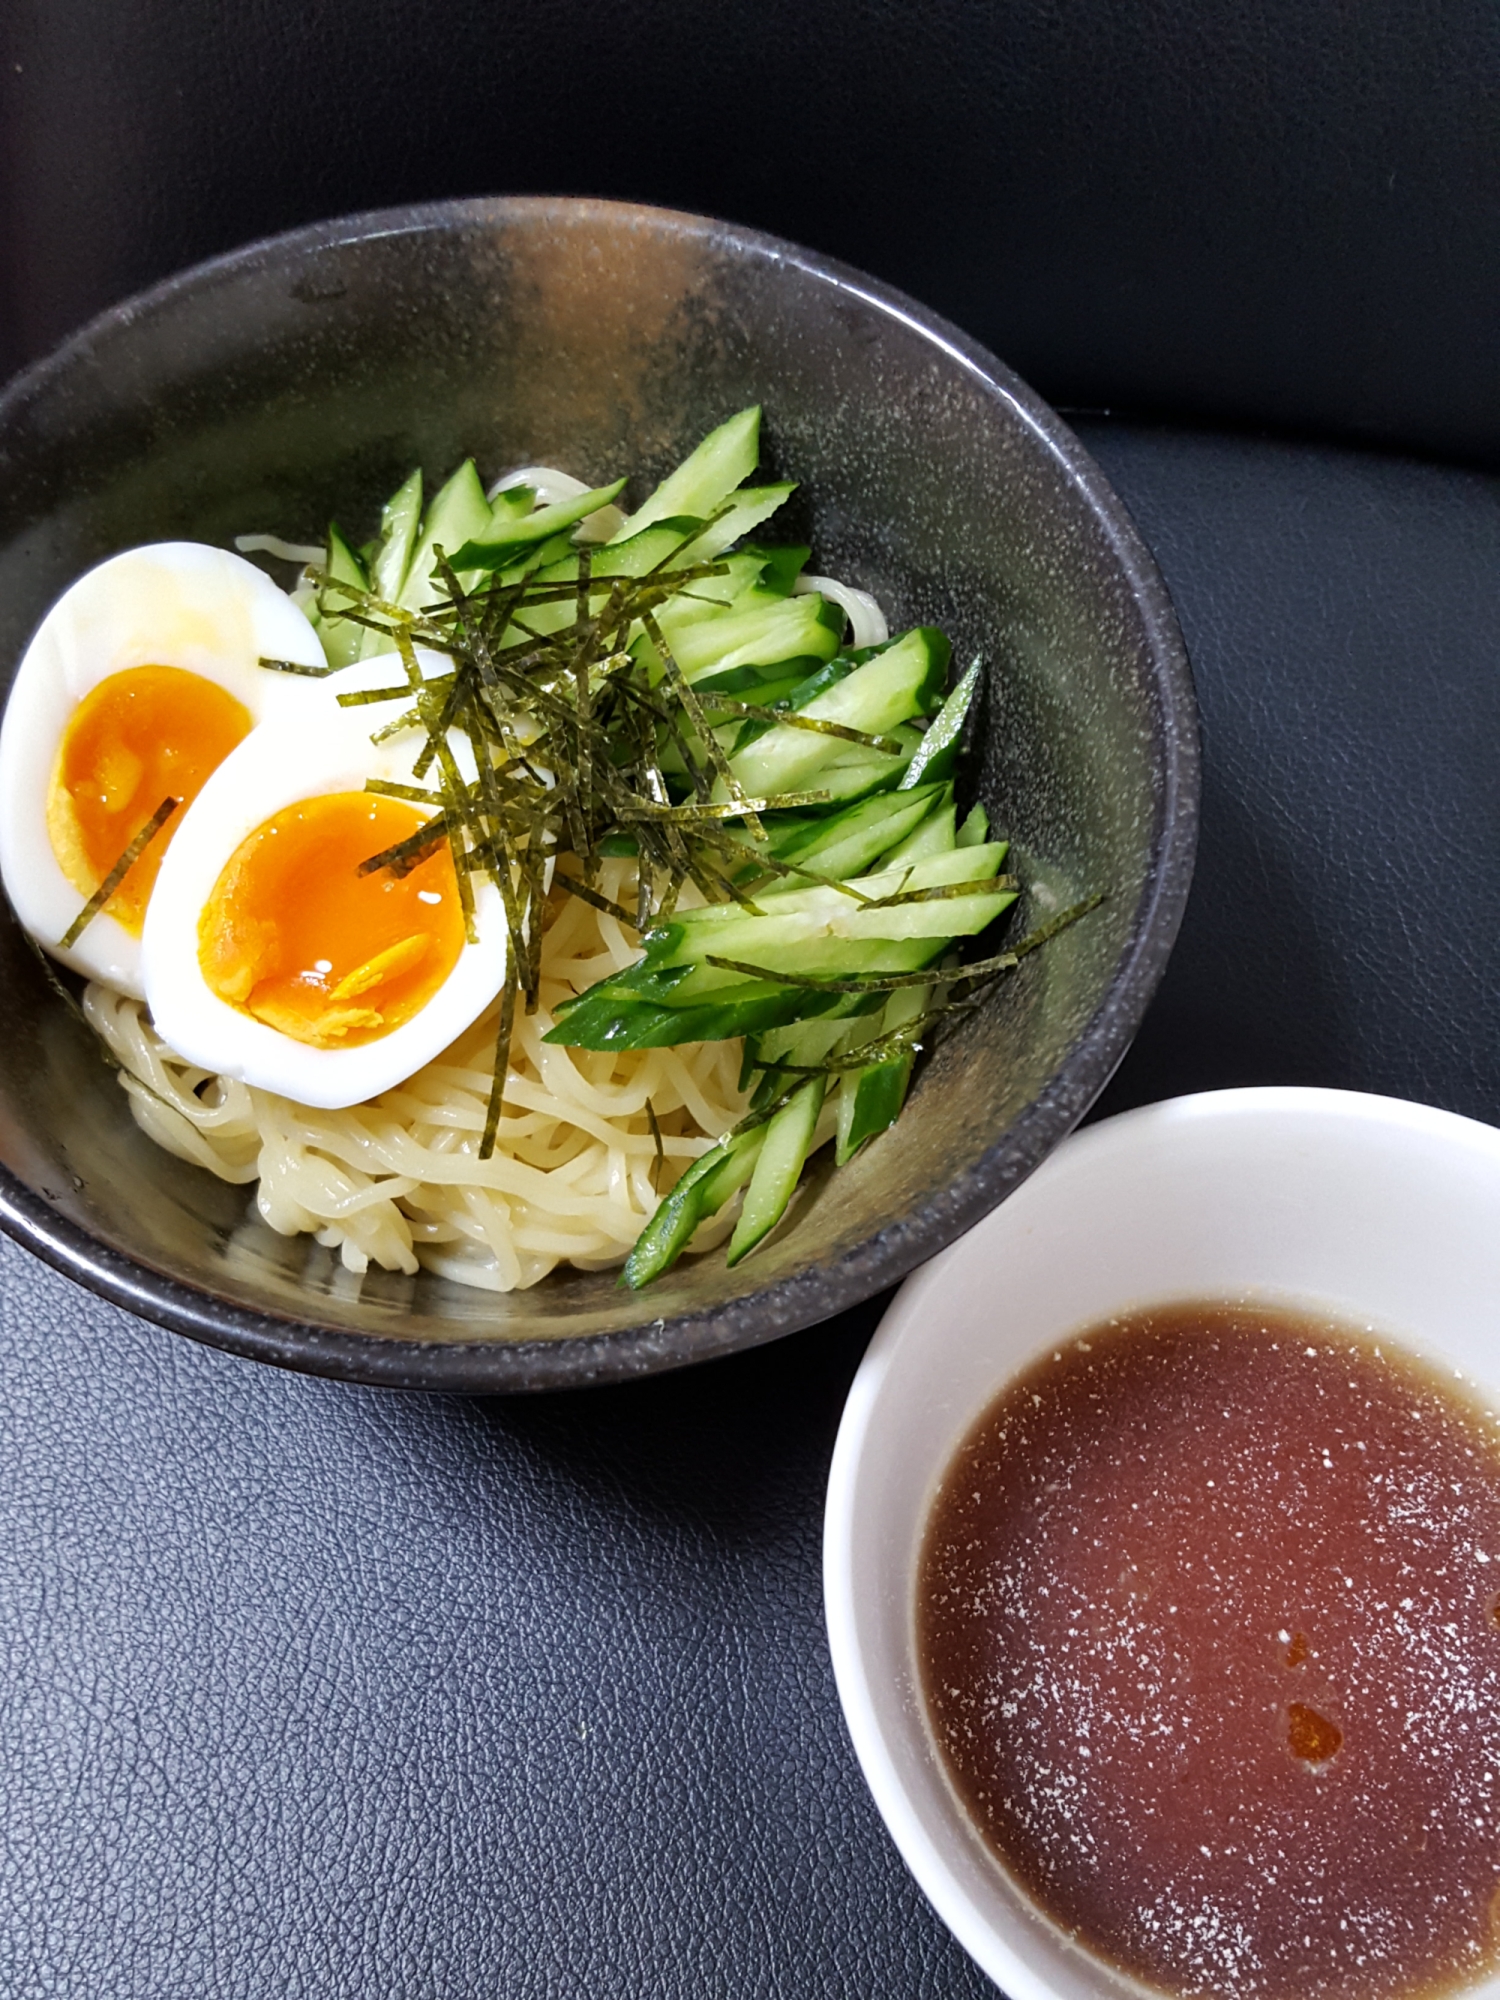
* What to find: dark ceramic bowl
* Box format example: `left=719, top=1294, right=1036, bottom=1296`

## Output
left=0, top=197, right=1197, bottom=1391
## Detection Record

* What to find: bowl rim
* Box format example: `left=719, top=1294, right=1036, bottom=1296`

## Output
left=0, top=193, right=1200, bottom=1391
left=822, top=1083, right=1500, bottom=1993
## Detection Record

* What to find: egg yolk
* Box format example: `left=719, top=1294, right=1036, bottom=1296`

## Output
left=48, top=665, right=254, bottom=935
left=197, top=793, right=466, bottom=1050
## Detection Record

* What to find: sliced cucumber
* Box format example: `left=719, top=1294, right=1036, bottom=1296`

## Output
left=613, top=406, right=761, bottom=540
left=767, top=785, right=945, bottom=881
left=721, top=627, right=950, bottom=801
left=368, top=469, right=422, bottom=605
left=746, top=1005, right=864, bottom=1090
left=680, top=483, right=795, bottom=561
left=621, top=1124, right=767, bottom=1288
left=547, top=931, right=945, bottom=1050
left=727, top=1076, right=826, bottom=1265
left=898, top=658, right=980, bottom=792
left=642, top=861, right=1014, bottom=980
left=745, top=543, right=808, bottom=596
left=882, top=800, right=957, bottom=868
left=447, top=477, right=628, bottom=573
left=835, top=984, right=927, bottom=1165
left=956, top=802, right=990, bottom=847
left=318, top=523, right=370, bottom=669
left=488, top=483, right=536, bottom=528
left=654, top=594, right=842, bottom=682
left=398, top=458, right=494, bottom=614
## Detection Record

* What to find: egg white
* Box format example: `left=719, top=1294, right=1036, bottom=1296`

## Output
left=142, top=663, right=508, bottom=1111
left=0, top=542, right=330, bottom=996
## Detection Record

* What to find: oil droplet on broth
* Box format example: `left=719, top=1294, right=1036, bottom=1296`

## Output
left=1287, top=1701, right=1343, bottom=1764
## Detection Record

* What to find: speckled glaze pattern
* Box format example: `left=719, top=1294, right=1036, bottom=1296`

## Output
left=0, top=197, right=1198, bottom=1390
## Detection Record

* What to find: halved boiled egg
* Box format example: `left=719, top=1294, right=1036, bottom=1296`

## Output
left=0, top=543, right=328, bottom=995
left=142, top=684, right=507, bottom=1110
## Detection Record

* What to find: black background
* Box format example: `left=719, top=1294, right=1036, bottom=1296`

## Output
left=4, top=0, right=1500, bottom=463
left=4, top=5, right=1500, bottom=1995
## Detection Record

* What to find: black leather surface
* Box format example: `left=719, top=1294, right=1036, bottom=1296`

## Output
left=4, top=0, right=1500, bottom=467
left=4, top=424, right=1499, bottom=1995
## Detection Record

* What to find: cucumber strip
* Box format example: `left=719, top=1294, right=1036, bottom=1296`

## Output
left=835, top=986, right=927, bottom=1165
left=664, top=883, right=1016, bottom=964
left=727, top=1077, right=827, bottom=1266
left=666, top=842, right=1012, bottom=938
left=613, top=406, right=761, bottom=540
left=721, top=628, right=949, bottom=800
left=679, top=483, right=795, bottom=562
left=662, top=594, right=842, bottom=681
left=534, top=517, right=706, bottom=587
left=447, top=477, right=628, bottom=572
left=398, top=459, right=494, bottom=613
left=488, top=484, right=536, bottom=527
left=898, top=658, right=980, bottom=791
left=695, top=662, right=821, bottom=711
left=836, top=1055, right=914, bottom=1164
left=505, top=518, right=712, bottom=644
left=955, top=802, right=990, bottom=847
left=745, top=543, right=809, bottom=596
left=368, top=469, right=422, bottom=606
left=770, top=786, right=945, bottom=879
left=747, top=1004, right=863, bottom=1089
left=882, top=801, right=957, bottom=868
left=552, top=981, right=841, bottom=1051
left=318, top=523, right=370, bottom=668
left=743, top=734, right=919, bottom=810
left=548, top=934, right=954, bottom=1049
left=621, top=1125, right=767, bottom=1288
left=694, top=1128, right=769, bottom=1214
left=652, top=550, right=780, bottom=618
left=715, top=649, right=864, bottom=755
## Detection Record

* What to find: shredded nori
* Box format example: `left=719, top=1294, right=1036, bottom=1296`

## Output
left=313, top=525, right=842, bottom=1153
left=59, top=796, right=179, bottom=949
left=310, top=505, right=1100, bottom=1162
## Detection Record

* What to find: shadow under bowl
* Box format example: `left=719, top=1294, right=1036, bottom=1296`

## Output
left=0, top=196, right=1198, bottom=1390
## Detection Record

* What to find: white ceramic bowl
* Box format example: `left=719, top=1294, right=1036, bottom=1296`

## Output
left=823, top=1086, right=1500, bottom=1997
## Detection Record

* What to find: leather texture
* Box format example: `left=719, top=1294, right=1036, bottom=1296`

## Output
left=3, top=0, right=1499, bottom=466
left=4, top=423, right=1499, bottom=1995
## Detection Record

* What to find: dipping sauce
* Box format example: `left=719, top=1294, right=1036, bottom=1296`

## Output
left=918, top=1305, right=1500, bottom=2000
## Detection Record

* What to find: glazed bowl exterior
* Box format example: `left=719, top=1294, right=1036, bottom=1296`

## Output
left=0, top=197, right=1197, bottom=1389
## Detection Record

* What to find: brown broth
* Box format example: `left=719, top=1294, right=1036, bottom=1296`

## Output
left=917, top=1304, right=1500, bottom=2000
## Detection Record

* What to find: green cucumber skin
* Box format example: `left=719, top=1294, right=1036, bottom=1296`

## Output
left=488, top=483, right=536, bottom=527
left=882, top=801, right=958, bottom=868
left=613, top=405, right=761, bottom=540
left=719, top=627, right=950, bottom=801
left=681, top=483, right=795, bottom=562
left=548, top=845, right=1015, bottom=1048
left=547, top=982, right=851, bottom=1051
left=547, top=935, right=949, bottom=1050
left=898, top=658, right=979, bottom=792
left=447, top=477, right=628, bottom=572
left=955, top=802, right=991, bottom=847
left=318, top=523, right=370, bottom=668
left=664, top=842, right=1012, bottom=939
left=368, top=469, right=423, bottom=607
left=835, top=1054, right=915, bottom=1165
left=398, top=458, right=493, bottom=613
left=620, top=1124, right=767, bottom=1289
left=727, top=1076, right=827, bottom=1266
left=767, top=784, right=945, bottom=875
left=661, top=594, right=842, bottom=681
